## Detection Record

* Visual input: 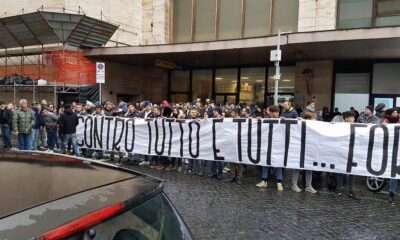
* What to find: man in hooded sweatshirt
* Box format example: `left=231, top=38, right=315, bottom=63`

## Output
left=58, top=104, right=80, bottom=157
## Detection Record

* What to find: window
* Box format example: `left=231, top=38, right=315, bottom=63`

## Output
left=373, top=63, right=400, bottom=94
left=69, top=194, right=187, bottom=240
left=376, top=0, right=400, bottom=27
left=338, top=0, right=400, bottom=29
left=170, top=71, right=189, bottom=92
left=338, top=0, right=373, bottom=29
left=173, top=0, right=193, bottom=43
left=192, top=69, right=212, bottom=101
left=239, top=68, right=265, bottom=104
left=218, top=0, right=242, bottom=40
left=272, top=0, right=299, bottom=34
left=244, top=0, right=271, bottom=37
left=267, top=66, right=295, bottom=93
left=215, top=69, right=238, bottom=93
left=194, top=0, right=216, bottom=41
left=171, top=93, right=188, bottom=103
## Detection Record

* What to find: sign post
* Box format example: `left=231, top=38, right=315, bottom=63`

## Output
left=96, top=62, right=105, bottom=103
left=270, top=30, right=291, bottom=105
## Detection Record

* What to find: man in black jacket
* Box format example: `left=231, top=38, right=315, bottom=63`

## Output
left=0, top=101, right=13, bottom=150
left=58, top=104, right=80, bottom=156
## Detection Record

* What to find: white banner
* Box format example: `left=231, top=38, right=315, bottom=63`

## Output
left=76, top=116, right=400, bottom=179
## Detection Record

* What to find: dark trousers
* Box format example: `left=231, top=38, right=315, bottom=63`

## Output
left=46, top=127, right=58, bottom=150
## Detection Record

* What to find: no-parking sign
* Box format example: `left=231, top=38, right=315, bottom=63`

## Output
left=96, top=62, right=105, bottom=83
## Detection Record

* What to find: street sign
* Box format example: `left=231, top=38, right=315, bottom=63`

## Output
left=96, top=62, right=105, bottom=83
left=270, top=50, right=282, bottom=62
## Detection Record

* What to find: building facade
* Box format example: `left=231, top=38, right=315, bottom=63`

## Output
left=2, top=0, right=400, bottom=112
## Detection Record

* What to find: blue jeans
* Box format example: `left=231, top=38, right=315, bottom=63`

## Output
left=211, top=161, right=224, bottom=175
left=0, top=124, right=12, bottom=149
left=389, top=179, right=398, bottom=195
left=261, top=167, right=283, bottom=181
left=46, top=127, right=58, bottom=150
left=18, top=133, right=32, bottom=150
left=31, top=128, right=40, bottom=150
left=61, top=133, right=80, bottom=157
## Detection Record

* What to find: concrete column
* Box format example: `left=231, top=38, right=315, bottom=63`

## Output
left=142, top=0, right=170, bottom=45
left=294, top=60, right=333, bottom=111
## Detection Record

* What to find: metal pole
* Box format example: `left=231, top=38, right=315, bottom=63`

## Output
left=99, top=83, right=102, bottom=103
left=274, top=30, right=281, bottom=106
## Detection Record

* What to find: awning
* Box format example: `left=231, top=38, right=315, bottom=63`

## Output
left=0, top=11, right=118, bottom=49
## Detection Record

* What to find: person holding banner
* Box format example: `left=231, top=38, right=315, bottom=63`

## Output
left=209, top=107, right=224, bottom=180
left=383, top=108, right=399, bottom=204
left=255, top=105, right=284, bottom=191
left=291, top=112, right=317, bottom=194
left=336, top=111, right=358, bottom=199
left=228, top=108, right=244, bottom=185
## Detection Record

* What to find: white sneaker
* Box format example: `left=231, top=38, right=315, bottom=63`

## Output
left=139, top=161, right=150, bottom=166
left=223, top=167, right=231, bottom=172
left=305, top=187, right=317, bottom=194
left=277, top=183, right=284, bottom=191
left=256, top=181, right=268, bottom=188
left=291, top=185, right=302, bottom=193
left=46, top=149, right=53, bottom=153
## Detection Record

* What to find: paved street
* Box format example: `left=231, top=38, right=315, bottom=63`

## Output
left=125, top=164, right=400, bottom=240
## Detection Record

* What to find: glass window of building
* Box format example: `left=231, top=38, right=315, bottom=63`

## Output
left=194, top=0, right=216, bottom=41
left=215, top=69, right=238, bottom=93
left=239, top=68, right=265, bottom=104
left=338, top=0, right=373, bottom=29
left=272, top=0, right=299, bottom=34
left=170, top=70, right=189, bottom=92
left=267, top=66, right=295, bottom=93
left=192, top=69, right=212, bottom=101
left=244, top=0, right=271, bottom=38
left=218, top=0, right=242, bottom=40
left=171, top=93, right=188, bottom=103
left=173, top=0, right=193, bottom=43
left=375, top=0, right=400, bottom=27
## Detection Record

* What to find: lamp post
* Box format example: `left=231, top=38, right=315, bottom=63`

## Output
left=270, top=30, right=292, bottom=106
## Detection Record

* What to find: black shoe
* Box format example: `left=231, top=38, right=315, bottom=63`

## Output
left=335, top=190, right=342, bottom=197
left=389, top=196, right=395, bottom=204
left=210, top=174, right=218, bottom=179
left=217, top=174, right=222, bottom=180
left=348, top=192, right=359, bottom=200
left=229, top=177, right=236, bottom=183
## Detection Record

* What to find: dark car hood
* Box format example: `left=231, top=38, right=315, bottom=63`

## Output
left=0, top=151, right=161, bottom=219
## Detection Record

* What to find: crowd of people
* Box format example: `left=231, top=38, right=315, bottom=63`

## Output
left=0, top=98, right=398, bottom=203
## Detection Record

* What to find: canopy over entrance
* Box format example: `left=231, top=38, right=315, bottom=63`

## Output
left=0, top=11, right=118, bottom=49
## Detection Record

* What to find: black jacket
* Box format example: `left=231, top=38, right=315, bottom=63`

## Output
left=58, top=108, right=79, bottom=135
left=0, top=109, right=13, bottom=126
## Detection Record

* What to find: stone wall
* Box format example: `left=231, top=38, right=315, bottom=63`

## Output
left=298, top=0, right=337, bottom=32
left=141, top=0, right=170, bottom=45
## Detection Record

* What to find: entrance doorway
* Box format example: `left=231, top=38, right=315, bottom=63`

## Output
left=215, top=94, right=236, bottom=105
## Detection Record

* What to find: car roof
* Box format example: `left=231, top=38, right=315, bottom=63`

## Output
left=0, top=151, right=161, bottom=219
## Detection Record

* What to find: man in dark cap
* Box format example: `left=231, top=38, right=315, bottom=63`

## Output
left=357, top=105, right=380, bottom=124
left=375, top=103, right=386, bottom=122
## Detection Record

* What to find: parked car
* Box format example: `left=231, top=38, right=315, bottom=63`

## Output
left=0, top=151, right=193, bottom=240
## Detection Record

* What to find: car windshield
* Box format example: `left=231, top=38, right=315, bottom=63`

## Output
left=68, top=193, right=187, bottom=240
